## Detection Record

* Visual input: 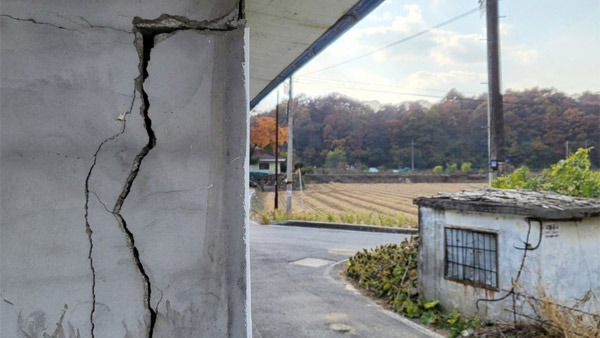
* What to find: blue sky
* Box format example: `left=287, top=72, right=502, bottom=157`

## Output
left=253, top=0, right=599, bottom=112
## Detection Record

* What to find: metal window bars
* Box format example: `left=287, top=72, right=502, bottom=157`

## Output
left=445, top=227, right=498, bottom=289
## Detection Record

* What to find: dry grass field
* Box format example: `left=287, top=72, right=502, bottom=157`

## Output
left=256, top=182, right=486, bottom=227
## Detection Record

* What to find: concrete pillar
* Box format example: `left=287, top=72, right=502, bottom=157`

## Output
left=1, top=1, right=250, bottom=337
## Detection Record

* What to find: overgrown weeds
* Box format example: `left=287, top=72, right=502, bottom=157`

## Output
left=346, top=239, right=480, bottom=338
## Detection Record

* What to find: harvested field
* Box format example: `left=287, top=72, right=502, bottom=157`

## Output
left=257, top=182, right=487, bottom=227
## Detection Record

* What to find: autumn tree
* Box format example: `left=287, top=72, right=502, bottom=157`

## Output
left=250, top=116, right=288, bottom=153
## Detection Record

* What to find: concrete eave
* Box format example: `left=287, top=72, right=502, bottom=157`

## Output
left=247, top=0, right=385, bottom=109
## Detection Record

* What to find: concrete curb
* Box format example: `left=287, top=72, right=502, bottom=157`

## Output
left=277, top=220, right=418, bottom=235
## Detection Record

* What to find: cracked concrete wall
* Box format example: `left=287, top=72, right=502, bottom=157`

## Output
left=1, top=1, right=250, bottom=337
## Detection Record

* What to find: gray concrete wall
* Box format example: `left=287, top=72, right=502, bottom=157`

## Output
left=1, top=1, right=250, bottom=337
left=419, top=206, right=600, bottom=322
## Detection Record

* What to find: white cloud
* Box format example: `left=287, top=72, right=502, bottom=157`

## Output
left=505, top=46, right=539, bottom=65
left=499, top=23, right=512, bottom=37
left=372, top=49, right=417, bottom=62
left=390, top=4, right=424, bottom=33
left=405, top=70, right=486, bottom=89
left=428, top=29, right=486, bottom=66
left=351, top=4, right=425, bottom=38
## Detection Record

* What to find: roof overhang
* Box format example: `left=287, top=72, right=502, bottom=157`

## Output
left=247, top=0, right=384, bottom=109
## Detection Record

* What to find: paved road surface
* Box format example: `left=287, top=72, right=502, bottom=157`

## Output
left=250, top=222, right=435, bottom=338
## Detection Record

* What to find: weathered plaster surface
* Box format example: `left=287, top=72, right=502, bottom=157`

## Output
left=1, top=0, right=240, bottom=33
left=419, top=206, right=600, bottom=322
left=1, top=1, right=249, bottom=337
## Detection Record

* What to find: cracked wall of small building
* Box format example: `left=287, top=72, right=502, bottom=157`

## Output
left=0, top=1, right=250, bottom=337
left=418, top=207, right=600, bottom=323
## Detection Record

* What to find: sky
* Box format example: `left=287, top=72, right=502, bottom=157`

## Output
left=252, top=0, right=600, bottom=113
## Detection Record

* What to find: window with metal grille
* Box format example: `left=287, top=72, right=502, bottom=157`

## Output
left=259, top=163, right=269, bottom=170
left=445, top=227, right=498, bottom=289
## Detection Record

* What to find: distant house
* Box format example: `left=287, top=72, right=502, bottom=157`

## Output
left=414, top=188, right=600, bottom=323
left=250, top=153, right=285, bottom=174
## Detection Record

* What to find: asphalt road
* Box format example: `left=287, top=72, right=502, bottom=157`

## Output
left=250, top=222, right=437, bottom=338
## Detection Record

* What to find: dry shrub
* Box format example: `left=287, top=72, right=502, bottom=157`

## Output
left=259, top=211, right=271, bottom=224
left=473, top=322, right=556, bottom=338
left=537, top=289, right=600, bottom=338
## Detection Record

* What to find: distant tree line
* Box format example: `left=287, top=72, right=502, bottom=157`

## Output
left=251, top=88, right=600, bottom=171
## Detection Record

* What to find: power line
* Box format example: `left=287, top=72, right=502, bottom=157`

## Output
left=297, top=75, right=481, bottom=95
left=299, top=6, right=481, bottom=76
left=294, top=78, right=447, bottom=99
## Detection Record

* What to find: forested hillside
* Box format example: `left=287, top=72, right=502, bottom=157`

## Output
left=251, top=88, right=600, bottom=170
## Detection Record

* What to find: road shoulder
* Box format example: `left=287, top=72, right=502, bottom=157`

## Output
left=324, top=259, right=446, bottom=338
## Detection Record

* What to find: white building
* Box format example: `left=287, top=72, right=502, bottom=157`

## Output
left=250, top=154, right=285, bottom=174
left=414, top=189, right=600, bottom=323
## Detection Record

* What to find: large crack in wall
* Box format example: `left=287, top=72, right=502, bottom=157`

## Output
left=82, top=8, right=244, bottom=337
left=83, top=89, right=137, bottom=338
left=110, top=25, right=159, bottom=338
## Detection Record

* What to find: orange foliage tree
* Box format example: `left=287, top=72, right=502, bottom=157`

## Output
left=250, top=116, right=288, bottom=150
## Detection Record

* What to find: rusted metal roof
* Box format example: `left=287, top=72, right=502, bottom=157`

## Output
left=413, top=188, right=600, bottom=220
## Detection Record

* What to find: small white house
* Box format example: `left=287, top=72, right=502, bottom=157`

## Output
left=414, top=188, right=600, bottom=323
left=249, top=154, right=285, bottom=174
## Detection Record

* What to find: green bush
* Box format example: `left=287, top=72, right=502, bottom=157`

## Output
left=493, top=148, right=600, bottom=198
left=445, top=163, right=458, bottom=174
left=346, top=240, right=419, bottom=301
left=324, top=148, right=347, bottom=169
left=432, top=165, right=443, bottom=174
left=492, top=166, right=539, bottom=190
left=302, top=166, right=314, bottom=175
left=461, top=162, right=472, bottom=173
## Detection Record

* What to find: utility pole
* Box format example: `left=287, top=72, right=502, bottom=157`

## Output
left=286, top=78, right=294, bottom=214
left=274, top=90, right=279, bottom=209
left=565, top=140, right=569, bottom=158
left=485, top=0, right=505, bottom=184
left=410, top=139, right=415, bottom=171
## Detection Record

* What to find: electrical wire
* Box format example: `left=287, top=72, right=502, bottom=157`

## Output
left=299, top=7, right=481, bottom=76
left=294, top=78, right=448, bottom=99
left=297, top=76, right=481, bottom=95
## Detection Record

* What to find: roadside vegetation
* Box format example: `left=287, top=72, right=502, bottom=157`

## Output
left=346, top=239, right=482, bottom=338
left=258, top=209, right=416, bottom=228
left=344, top=240, right=585, bottom=338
